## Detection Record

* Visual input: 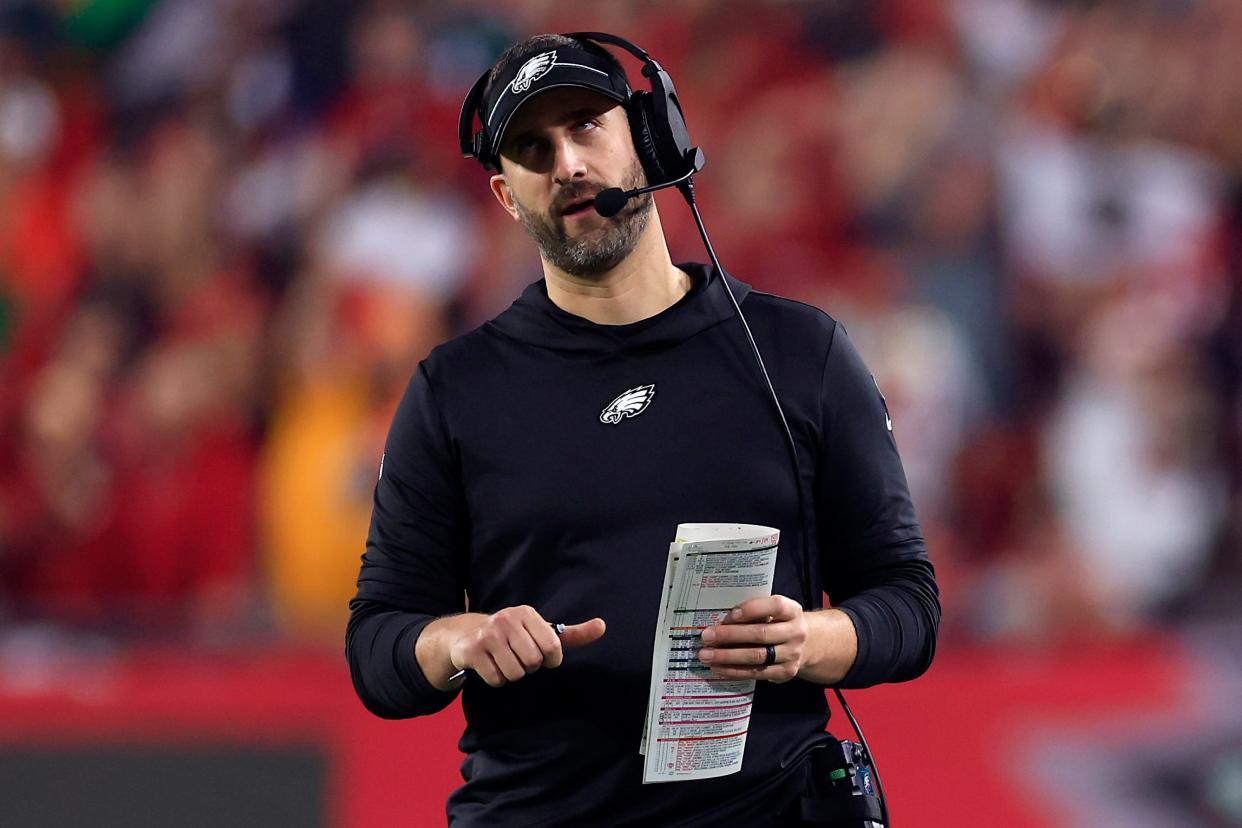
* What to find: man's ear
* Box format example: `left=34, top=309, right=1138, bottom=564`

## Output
left=490, top=173, right=520, bottom=221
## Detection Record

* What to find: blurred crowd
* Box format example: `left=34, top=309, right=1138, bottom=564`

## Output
left=0, top=0, right=1238, bottom=650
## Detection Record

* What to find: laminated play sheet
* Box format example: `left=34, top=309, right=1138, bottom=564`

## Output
left=639, top=523, right=779, bottom=784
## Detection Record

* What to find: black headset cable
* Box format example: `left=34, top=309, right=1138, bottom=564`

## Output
left=677, top=174, right=891, bottom=828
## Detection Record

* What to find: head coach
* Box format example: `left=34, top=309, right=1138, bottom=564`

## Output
left=346, top=31, right=940, bottom=827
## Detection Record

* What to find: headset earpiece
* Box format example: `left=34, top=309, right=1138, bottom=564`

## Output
left=625, top=91, right=669, bottom=184
left=630, top=59, right=694, bottom=185
left=563, top=32, right=697, bottom=185
left=459, top=70, right=493, bottom=168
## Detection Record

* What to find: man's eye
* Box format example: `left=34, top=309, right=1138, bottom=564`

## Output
left=514, top=138, right=542, bottom=155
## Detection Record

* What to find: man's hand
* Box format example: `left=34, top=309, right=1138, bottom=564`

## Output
left=419, top=607, right=606, bottom=690
left=697, top=597, right=858, bottom=685
left=697, top=595, right=808, bottom=683
left=451, top=607, right=606, bottom=687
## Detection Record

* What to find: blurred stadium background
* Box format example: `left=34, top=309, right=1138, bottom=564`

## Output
left=0, top=0, right=1239, bottom=825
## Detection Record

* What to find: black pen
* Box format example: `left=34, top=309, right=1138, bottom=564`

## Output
left=447, top=622, right=566, bottom=683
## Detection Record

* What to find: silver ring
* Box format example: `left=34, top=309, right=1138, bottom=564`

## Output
left=763, top=644, right=777, bottom=667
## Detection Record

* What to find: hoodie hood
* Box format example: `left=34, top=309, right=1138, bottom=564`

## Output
left=485, top=262, right=751, bottom=355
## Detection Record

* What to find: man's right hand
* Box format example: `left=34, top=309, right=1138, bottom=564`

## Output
left=418, top=607, right=606, bottom=690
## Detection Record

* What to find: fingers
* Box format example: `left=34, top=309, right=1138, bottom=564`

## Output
left=698, top=643, right=800, bottom=683
left=472, top=655, right=505, bottom=688
left=525, top=615, right=564, bottom=669
left=701, top=661, right=800, bottom=683
left=722, top=595, right=801, bottom=624
left=491, top=643, right=528, bottom=684
left=698, top=595, right=806, bottom=684
left=701, top=618, right=801, bottom=648
left=559, top=617, right=606, bottom=649
left=698, top=642, right=782, bottom=668
left=507, top=619, right=549, bottom=674
left=454, top=606, right=554, bottom=687
left=453, top=608, right=605, bottom=688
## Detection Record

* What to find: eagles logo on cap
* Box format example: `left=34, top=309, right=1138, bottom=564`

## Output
left=511, top=51, right=557, bottom=94
left=473, top=43, right=632, bottom=169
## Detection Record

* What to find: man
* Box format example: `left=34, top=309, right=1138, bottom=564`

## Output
left=347, top=33, right=939, bottom=827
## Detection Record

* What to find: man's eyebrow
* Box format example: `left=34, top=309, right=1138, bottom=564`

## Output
left=564, top=106, right=606, bottom=121
left=503, top=128, right=533, bottom=149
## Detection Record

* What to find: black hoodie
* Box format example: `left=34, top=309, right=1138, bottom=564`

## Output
left=347, top=263, right=939, bottom=827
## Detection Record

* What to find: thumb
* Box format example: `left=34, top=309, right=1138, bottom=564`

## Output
left=559, top=617, right=606, bottom=649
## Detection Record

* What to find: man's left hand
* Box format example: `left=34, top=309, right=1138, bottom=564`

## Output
left=697, top=595, right=808, bottom=683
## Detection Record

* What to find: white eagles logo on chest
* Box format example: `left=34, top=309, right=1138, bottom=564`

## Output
left=510, top=51, right=557, bottom=94
left=600, top=384, right=656, bottom=425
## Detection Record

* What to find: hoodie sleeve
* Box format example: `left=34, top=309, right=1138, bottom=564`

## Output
left=814, top=323, right=941, bottom=689
left=346, top=363, right=469, bottom=718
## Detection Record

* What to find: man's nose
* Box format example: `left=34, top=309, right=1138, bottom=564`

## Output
left=552, top=136, right=588, bottom=184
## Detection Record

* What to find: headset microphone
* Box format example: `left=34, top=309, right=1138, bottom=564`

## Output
left=594, top=148, right=705, bottom=217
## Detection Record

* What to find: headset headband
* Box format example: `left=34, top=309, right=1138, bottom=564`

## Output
left=457, top=32, right=691, bottom=178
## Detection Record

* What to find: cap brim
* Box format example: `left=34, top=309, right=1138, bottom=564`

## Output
left=487, top=74, right=628, bottom=162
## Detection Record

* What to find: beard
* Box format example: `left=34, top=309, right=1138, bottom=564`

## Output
left=511, top=157, right=653, bottom=278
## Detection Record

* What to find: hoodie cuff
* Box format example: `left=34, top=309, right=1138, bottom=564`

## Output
left=832, top=603, right=874, bottom=689
left=394, top=616, right=461, bottom=712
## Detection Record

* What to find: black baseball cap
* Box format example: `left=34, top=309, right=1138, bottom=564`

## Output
left=470, top=43, right=632, bottom=169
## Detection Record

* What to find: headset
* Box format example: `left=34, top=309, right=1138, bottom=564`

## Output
left=458, top=31, right=698, bottom=187
left=461, top=32, right=890, bottom=828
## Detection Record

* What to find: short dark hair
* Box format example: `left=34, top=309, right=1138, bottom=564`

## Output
left=481, top=33, right=630, bottom=112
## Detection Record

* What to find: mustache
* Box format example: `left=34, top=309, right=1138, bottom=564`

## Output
left=554, top=184, right=605, bottom=216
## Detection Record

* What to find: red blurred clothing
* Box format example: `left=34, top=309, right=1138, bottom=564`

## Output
left=1, top=264, right=264, bottom=628
left=4, top=425, right=256, bottom=627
